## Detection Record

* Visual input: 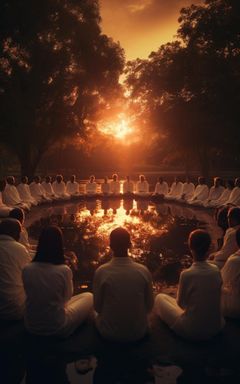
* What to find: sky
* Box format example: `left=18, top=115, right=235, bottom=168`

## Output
left=100, top=0, right=202, bottom=60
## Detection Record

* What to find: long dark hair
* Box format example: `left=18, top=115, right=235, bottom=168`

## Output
left=33, top=225, right=65, bottom=265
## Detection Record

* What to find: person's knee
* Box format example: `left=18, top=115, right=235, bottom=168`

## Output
left=154, top=293, right=166, bottom=314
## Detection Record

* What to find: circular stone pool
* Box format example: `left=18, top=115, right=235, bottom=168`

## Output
left=26, top=198, right=221, bottom=295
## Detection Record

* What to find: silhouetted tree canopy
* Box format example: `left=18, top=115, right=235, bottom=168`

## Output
left=125, top=0, right=240, bottom=177
left=0, top=0, right=125, bottom=177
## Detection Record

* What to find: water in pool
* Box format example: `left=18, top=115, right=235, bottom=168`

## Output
left=28, top=198, right=220, bottom=296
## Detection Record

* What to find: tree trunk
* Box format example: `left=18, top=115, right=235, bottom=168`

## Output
left=18, top=147, right=44, bottom=180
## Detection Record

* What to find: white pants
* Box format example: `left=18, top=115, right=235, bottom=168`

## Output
left=154, top=293, right=183, bottom=328
left=59, top=292, right=93, bottom=337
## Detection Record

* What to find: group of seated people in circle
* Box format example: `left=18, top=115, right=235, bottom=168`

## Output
left=0, top=174, right=240, bottom=217
left=1, top=205, right=240, bottom=342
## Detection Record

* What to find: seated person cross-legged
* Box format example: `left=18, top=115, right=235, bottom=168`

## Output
left=23, top=226, right=93, bottom=337
left=154, top=230, right=225, bottom=341
left=221, top=227, right=240, bottom=319
left=93, top=227, right=154, bottom=342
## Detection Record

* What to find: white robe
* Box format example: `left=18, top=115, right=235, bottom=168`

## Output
left=136, top=181, right=149, bottom=195
left=187, top=184, right=209, bottom=206
left=41, top=181, right=57, bottom=199
left=207, top=188, right=232, bottom=208
left=110, top=181, right=120, bottom=194
left=123, top=181, right=134, bottom=194
left=209, top=225, right=240, bottom=269
left=221, top=251, right=240, bottom=318
left=175, top=182, right=195, bottom=202
left=165, top=182, right=183, bottom=201
left=101, top=183, right=110, bottom=195
left=66, top=181, right=80, bottom=196
left=30, top=182, right=51, bottom=203
left=52, top=181, right=70, bottom=200
left=86, top=182, right=97, bottom=195
left=0, top=192, right=11, bottom=217
left=203, top=186, right=225, bottom=207
left=2, top=184, right=30, bottom=210
left=154, top=181, right=169, bottom=196
left=225, top=187, right=240, bottom=206
left=17, top=183, right=38, bottom=206
left=155, top=261, right=224, bottom=341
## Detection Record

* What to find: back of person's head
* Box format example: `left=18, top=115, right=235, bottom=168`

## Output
left=110, top=227, right=131, bottom=256
left=9, top=208, right=25, bottom=224
left=0, top=179, right=6, bottom=192
left=6, top=176, right=15, bottom=185
left=227, top=179, right=234, bottom=190
left=198, top=177, right=205, bottom=185
left=216, top=206, right=229, bottom=232
left=34, top=176, right=40, bottom=183
left=21, top=176, right=28, bottom=184
left=228, top=207, right=240, bottom=227
left=70, top=175, right=76, bottom=183
left=45, top=176, right=51, bottom=183
left=188, top=229, right=211, bottom=261
left=33, top=225, right=65, bottom=265
left=0, top=219, right=21, bottom=241
left=56, top=175, right=63, bottom=183
left=235, top=178, right=240, bottom=187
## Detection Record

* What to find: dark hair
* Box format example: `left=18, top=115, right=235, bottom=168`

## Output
left=0, top=179, right=6, bottom=192
left=110, top=227, right=131, bottom=254
left=198, top=177, right=206, bottom=184
left=33, top=225, right=65, bottom=265
left=9, top=208, right=25, bottom=224
left=216, top=206, right=229, bottom=232
left=227, top=179, right=234, bottom=189
left=21, top=176, right=28, bottom=183
left=228, top=207, right=240, bottom=225
left=188, top=229, right=211, bottom=261
left=0, top=219, right=21, bottom=241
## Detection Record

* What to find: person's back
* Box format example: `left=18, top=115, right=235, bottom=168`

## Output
left=93, top=227, right=153, bottom=342
left=0, top=219, right=30, bottom=320
left=23, top=262, right=72, bottom=334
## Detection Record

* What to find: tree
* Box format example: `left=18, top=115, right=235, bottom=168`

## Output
left=0, top=0, right=124, bottom=177
left=125, top=0, right=240, bottom=177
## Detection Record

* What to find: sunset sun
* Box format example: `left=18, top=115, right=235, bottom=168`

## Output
left=99, top=118, right=133, bottom=140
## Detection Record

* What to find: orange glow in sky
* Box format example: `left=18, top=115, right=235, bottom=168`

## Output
left=98, top=116, right=134, bottom=141
left=100, top=0, right=202, bottom=60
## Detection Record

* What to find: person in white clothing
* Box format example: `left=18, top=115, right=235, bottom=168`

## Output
left=23, top=225, right=93, bottom=337
left=210, top=180, right=234, bottom=208
left=135, top=175, right=149, bottom=196
left=2, top=176, right=30, bottom=210
left=42, top=176, right=58, bottom=200
left=165, top=177, right=183, bottom=201
left=123, top=176, right=134, bottom=195
left=110, top=174, right=121, bottom=195
left=101, top=177, right=110, bottom=195
left=154, top=230, right=225, bottom=341
left=30, top=176, right=52, bottom=204
left=52, top=175, right=70, bottom=200
left=0, top=180, right=12, bottom=217
left=9, top=208, right=36, bottom=256
left=0, top=219, right=31, bottom=320
left=221, top=228, right=240, bottom=319
left=202, top=177, right=225, bottom=208
left=86, top=175, right=97, bottom=195
left=209, top=207, right=240, bottom=269
left=175, top=177, right=195, bottom=203
left=224, top=178, right=240, bottom=206
left=66, top=175, right=80, bottom=197
left=17, top=176, right=38, bottom=207
left=153, top=177, right=169, bottom=197
left=93, top=227, right=154, bottom=342
left=187, top=177, right=209, bottom=206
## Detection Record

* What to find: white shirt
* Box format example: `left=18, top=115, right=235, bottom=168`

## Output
left=66, top=181, right=79, bottom=195
left=93, top=256, right=154, bottom=342
left=2, top=184, right=22, bottom=206
left=0, top=235, right=30, bottom=320
left=221, top=250, right=240, bottom=317
left=189, top=184, right=209, bottom=202
left=23, top=262, right=73, bottom=335
left=52, top=181, right=68, bottom=197
left=101, top=182, right=110, bottom=194
left=175, top=261, right=224, bottom=340
left=17, top=183, right=36, bottom=204
left=29, top=182, right=45, bottom=200
left=179, top=182, right=195, bottom=200
left=0, top=192, right=11, bottom=214
left=154, top=181, right=169, bottom=195
left=204, top=186, right=225, bottom=204
left=226, top=187, right=240, bottom=206
left=110, top=181, right=120, bottom=194
left=123, top=181, right=134, bottom=194
left=211, top=225, right=240, bottom=268
left=167, top=182, right=183, bottom=198
left=86, top=182, right=97, bottom=194
left=41, top=181, right=55, bottom=197
left=210, top=188, right=232, bottom=207
left=136, top=181, right=149, bottom=194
